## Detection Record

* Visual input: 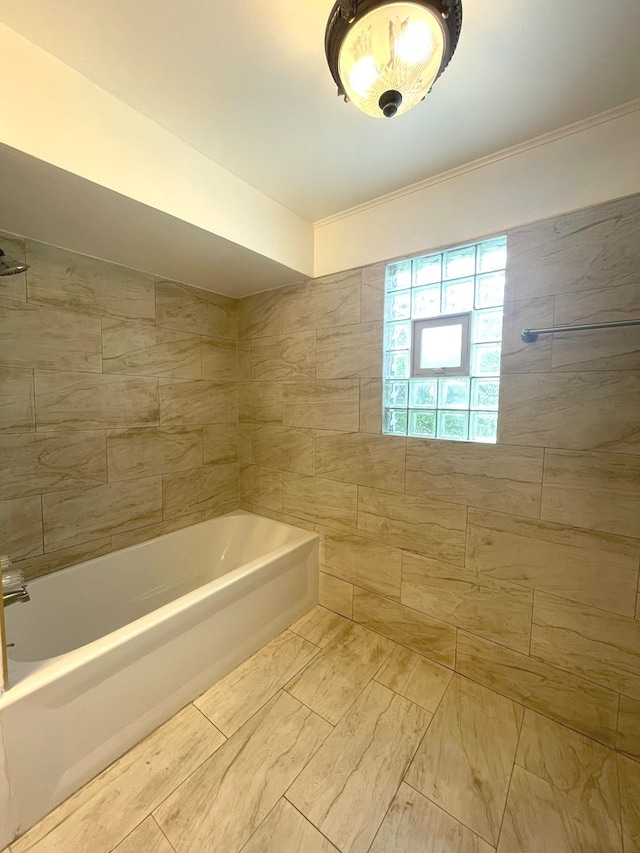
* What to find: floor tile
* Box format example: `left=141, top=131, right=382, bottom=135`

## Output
left=287, top=681, right=431, bottom=853
left=285, top=622, right=394, bottom=724
left=13, top=705, right=224, bottom=853
left=111, top=817, right=174, bottom=853
left=619, top=754, right=640, bottom=853
left=194, top=629, right=318, bottom=735
left=406, top=675, right=523, bottom=846
left=497, top=766, right=622, bottom=853
left=369, top=783, right=495, bottom=853
left=516, top=710, right=619, bottom=823
left=290, top=606, right=351, bottom=648
left=154, top=692, right=330, bottom=853
left=239, top=799, right=339, bottom=853
left=374, top=645, right=453, bottom=712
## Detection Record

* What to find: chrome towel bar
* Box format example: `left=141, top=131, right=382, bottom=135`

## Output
left=521, top=318, right=640, bottom=343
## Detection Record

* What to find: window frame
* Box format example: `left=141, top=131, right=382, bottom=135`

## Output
left=411, top=312, right=471, bottom=377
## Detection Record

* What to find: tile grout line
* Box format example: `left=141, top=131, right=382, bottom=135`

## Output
left=151, top=815, right=178, bottom=853
left=493, top=699, right=527, bottom=851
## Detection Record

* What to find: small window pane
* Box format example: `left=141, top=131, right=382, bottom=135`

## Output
left=385, top=321, right=411, bottom=351
left=412, top=284, right=441, bottom=318
left=437, top=410, right=469, bottom=441
left=471, top=378, right=500, bottom=410
left=413, top=254, right=441, bottom=286
left=476, top=237, right=507, bottom=273
left=471, top=343, right=502, bottom=376
left=470, top=412, right=498, bottom=443
left=444, top=246, right=475, bottom=280
left=439, top=377, right=470, bottom=409
left=384, top=381, right=408, bottom=407
left=475, top=271, right=505, bottom=308
left=384, top=351, right=410, bottom=379
left=409, top=410, right=436, bottom=437
left=385, top=290, right=411, bottom=321
left=384, top=408, right=408, bottom=435
left=442, top=277, right=474, bottom=313
left=409, top=379, right=437, bottom=408
left=385, top=260, right=412, bottom=291
left=473, top=308, right=503, bottom=343
left=419, top=323, right=463, bottom=369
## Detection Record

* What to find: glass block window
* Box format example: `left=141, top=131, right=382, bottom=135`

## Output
left=383, top=235, right=506, bottom=443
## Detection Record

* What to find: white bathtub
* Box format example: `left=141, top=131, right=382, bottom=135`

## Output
left=0, top=510, right=318, bottom=846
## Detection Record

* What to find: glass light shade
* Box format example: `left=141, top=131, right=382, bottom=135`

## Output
left=338, top=2, right=447, bottom=118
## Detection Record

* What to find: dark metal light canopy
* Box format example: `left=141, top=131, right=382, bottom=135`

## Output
left=325, top=0, right=462, bottom=118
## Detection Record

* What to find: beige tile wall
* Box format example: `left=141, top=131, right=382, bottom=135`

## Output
left=238, top=193, right=640, bottom=754
left=0, top=235, right=240, bottom=580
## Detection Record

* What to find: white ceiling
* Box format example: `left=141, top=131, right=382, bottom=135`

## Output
left=2, top=0, right=640, bottom=223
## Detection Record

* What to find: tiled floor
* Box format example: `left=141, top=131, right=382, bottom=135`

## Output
left=8, top=606, right=640, bottom=853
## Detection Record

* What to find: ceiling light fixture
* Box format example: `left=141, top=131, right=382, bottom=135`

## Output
left=325, top=0, right=462, bottom=118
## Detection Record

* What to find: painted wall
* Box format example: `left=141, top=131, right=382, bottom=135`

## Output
left=314, top=104, right=640, bottom=277
left=239, top=193, right=640, bottom=757
left=0, top=233, right=240, bottom=581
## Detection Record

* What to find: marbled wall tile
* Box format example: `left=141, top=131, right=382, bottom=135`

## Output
left=203, top=423, right=238, bottom=465
left=15, top=537, right=112, bottom=580
left=374, top=645, right=453, bottom=713
left=239, top=382, right=283, bottom=424
left=402, top=551, right=533, bottom=654
left=36, top=371, right=159, bottom=430
left=240, top=463, right=254, bottom=505
left=237, top=340, right=252, bottom=381
left=43, top=476, right=163, bottom=551
left=319, top=572, right=353, bottom=618
left=360, top=262, right=385, bottom=323
left=406, top=675, right=523, bottom=846
left=26, top=241, right=156, bottom=323
left=405, top=439, right=543, bottom=517
left=111, top=514, right=206, bottom=550
left=467, top=509, right=640, bottom=617
left=531, top=593, right=640, bottom=699
left=541, top=449, right=640, bottom=538
left=319, top=528, right=402, bottom=600
left=0, top=234, right=27, bottom=304
left=501, top=296, right=554, bottom=374
left=617, top=696, right=640, bottom=761
left=238, top=288, right=284, bottom=339
left=507, top=195, right=640, bottom=300
left=283, top=270, right=361, bottom=332
left=283, top=380, right=360, bottom=431
left=201, top=337, right=238, bottom=381
left=316, top=431, right=405, bottom=492
left=154, top=693, right=329, bottom=853
left=102, top=319, right=201, bottom=379
left=159, top=379, right=237, bottom=425
left=499, top=371, right=639, bottom=454
left=0, top=431, right=107, bottom=499
left=619, top=754, right=640, bottom=853
left=287, top=681, right=430, bottom=853
left=0, top=303, right=102, bottom=371
left=252, top=425, right=314, bottom=475
left=0, top=495, right=43, bottom=560
left=353, top=587, right=456, bottom=666
left=252, top=465, right=283, bottom=512
left=0, top=367, right=34, bottom=432
left=238, top=423, right=253, bottom=463
left=370, top=783, right=494, bottom=853
left=456, top=631, right=618, bottom=747
left=359, top=379, right=382, bottom=434
left=357, top=485, right=467, bottom=566
left=316, top=321, right=382, bottom=379
left=156, top=280, right=236, bottom=339
left=282, top=472, right=357, bottom=531
left=552, top=281, right=640, bottom=371
left=251, top=332, right=316, bottom=381
left=249, top=506, right=316, bottom=532
left=162, top=463, right=238, bottom=520
left=290, top=606, right=351, bottom=648
left=107, top=427, right=203, bottom=481
left=516, top=709, right=619, bottom=823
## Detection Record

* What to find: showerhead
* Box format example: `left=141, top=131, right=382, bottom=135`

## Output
left=0, top=248, right=29, bottom=276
